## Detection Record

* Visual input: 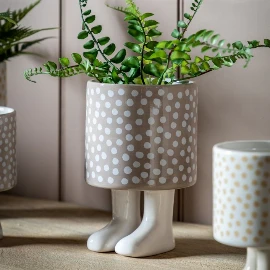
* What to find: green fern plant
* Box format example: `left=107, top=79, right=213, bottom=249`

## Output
left=25, top=0, right=270, bottom=85
left=0, top=0, right=55, bottom=63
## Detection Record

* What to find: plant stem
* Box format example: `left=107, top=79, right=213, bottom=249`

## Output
left=157, top=50, right=173, bottom=85
left=138, top=19, right=146, bottom=85
left=79, top=2, right=126, bottom=81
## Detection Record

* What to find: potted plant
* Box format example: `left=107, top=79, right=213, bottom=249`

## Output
left=0, top=0, right=54, bottom=106
left=24, top=0, right=270, bottom=257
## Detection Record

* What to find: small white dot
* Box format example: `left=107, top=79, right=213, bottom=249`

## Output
left=105, top=102, right=111, bottom=108
left=158, top=89, right=165, bottom=96
left=116, top=139, right=123, bottom=146
left=141, top=98, right=147, bottom=105
left=116, top=100, right=122, bottom=106
left=182, top=174, right=187, bottom=181
left=126, top=134, right=133, bottom=141
left=100, top=94, right=106, bottom=100
left=124, top=111, right=131, bottom=117
left=173, top=177, right=178, bottom=183
left=148, top=180, right=155, bottom=186
left=178, top=92, right=183, bottom=99
left=159, top=177, right=166, bottom=184
left=165, top=132, right=171, bottom=139
left=146, top=130, right=152, bottom=136
left=157, top=126, right=163, bottom=133
left=154, top=137, right=161, bottom=144
left=133, top=161, right=140, bottom=168
left=175, top=102, right=181, bottom=109
left=154, top=99, right=161, bottom=107
left=144, top=142, right=151, bottom=149
left=135, top=135, right=142, bottom=141
left=172, top=158, right=178, bottom=165
left=176, top=131, right=181, bottom=137
left=184, top=113, right=189, bottom=120
left=158, top=147, right=164, bottom=154
left=167, top=93, right=173, bottom=100
left=112, top=158, right=119, bottom=165
left=165, top=106, right=171, bottom=112
left=160, top=159, right=167, bottom=166
left=108, top=177, right=114, bottom=184
left=186, top=156, right=190, bottom=163
left=153, top=108, right=159, bottom=115
left=124, top=166, right=132, bottom=174
left=132, top=176, right=140, bottom=184
left=141, top=172, right=148, bottom=178
left=113, top=168, right=119, bottom=175
left=182, top=137, right=187, bottom=145
left=160, top=116, right=166, bottom=124
left=146, top=90, right=152, bottom=97
left=136, top=119, right=142, bottom=126
left=185, top=104, right=190, bottom=110
left=167, top=149, right=174, bottom=156
left=187, top=167, right=191, bottom=173
left=111, top=148, right=117, bottom=154
left=173, top=112, right=178, bottom=120
left=136, top=152, right=144, bottom=159
left=173, top=141, right=178, bottom=147
left=189, top=176, right=193, bottom=183
left=104, top=165, right=109, bottom=171
left=147, top=153, right=155, bottom=159
left=108, top=90, right=114, bottom=97
left=171, top=122, right=177, bottom=129
left=144, top=163, right=151, bottom=169
left=118, top=89, right=125, bottom=95
left=131, top=90, right=139, bottom=97
left=127, top=99, right=134, bottom=106
left=153, top=169, right=161, bottom=175
left=107, top=118, right=112, bottom=124
left=137, top=108, right=144, bottom=115
left=106, top=140, right=112, bottom=146
left=112, top=108, right=118, bottom=115
left=127, top=144, right=134, bottom=151
left=179, top=165, right=184, bottom=171
left=122, top=154, right=130, bottom=161
left=185, top=89, right=190, bottom=96
left=105, top=128, right=111, bottom=135
left=125, top=124, right=132, bottom=131
left=182, top=121, right=187, bottom=128
left=167, top=168, right=174, bottom=175
left=116, top=128, right=122, bottom=135
left=148, top=117, right=155, bottom=125
left=180, top=150, right=185, bottom=157
left=121, top=178, right=128, bottom=185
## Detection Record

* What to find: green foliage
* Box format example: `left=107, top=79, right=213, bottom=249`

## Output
left=0, top=0, right=55, bottom=63
left=25, top=0, right=270, bottom=85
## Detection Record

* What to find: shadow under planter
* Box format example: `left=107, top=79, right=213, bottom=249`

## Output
left=85, top=81, right=198, bottom=257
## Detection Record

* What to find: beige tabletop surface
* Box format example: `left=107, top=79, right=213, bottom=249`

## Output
left=0, top=195, right=245, bottom=270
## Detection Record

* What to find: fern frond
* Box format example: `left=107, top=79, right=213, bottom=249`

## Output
left=125, top=0, right=141, bottom=17
left=0, top=12, right=16, bottom=25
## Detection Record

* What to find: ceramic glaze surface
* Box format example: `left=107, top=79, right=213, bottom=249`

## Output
left=0, top=107, right=17, bottom=192
left=0, top=63, right=7, bottom=106
left=85, top=82, right=198, bottom=190
left=213, top=141, right=270, bottom=270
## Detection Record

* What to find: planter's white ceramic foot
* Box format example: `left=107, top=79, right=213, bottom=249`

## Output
left=244, top=247, right=270, bottom=270
left=87, top=190, right=141, bottom=252
left=115, top=190, right=175, bottom=257
left=0, top=222, right=2, bottom=240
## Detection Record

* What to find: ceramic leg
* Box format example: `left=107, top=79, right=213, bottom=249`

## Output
left=244, top=247, right=270, bottom=270
left=87, top=190, right=141, bottom=252
left=115, top=190, right=175, bottom=257
left=244, top=248, right=257, bottom=270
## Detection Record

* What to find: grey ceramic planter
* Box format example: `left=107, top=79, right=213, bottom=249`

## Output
left=85, top=81, right=198, bottom=190
left=0, top=107, right=17, bottom=192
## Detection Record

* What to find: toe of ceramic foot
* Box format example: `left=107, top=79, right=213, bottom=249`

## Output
left=115, top=237, right=136, bottom=257
left=87, top=233, right=114, bottom=253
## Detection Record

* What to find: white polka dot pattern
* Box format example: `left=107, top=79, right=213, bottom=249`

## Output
left=0, top=63, right=7, bottom=106
left=0, top=107, right=16, bottom=191
left=85, top=82, right=198, bottom=190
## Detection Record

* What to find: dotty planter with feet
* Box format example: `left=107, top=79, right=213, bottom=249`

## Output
left=0, top=107, right=17, bottom=239
left=85, top=81, right=198, bottom=257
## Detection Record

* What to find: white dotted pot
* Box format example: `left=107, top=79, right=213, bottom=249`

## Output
left=0, top=62, right=7, bottom=106
left=0, top=107, right=17, bottom=192
left=85, top=81, right=198, bottom=190
left=213, top=141, right=270, bottom=270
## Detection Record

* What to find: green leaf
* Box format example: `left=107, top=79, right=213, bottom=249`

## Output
left=141, top=13, right=154, bottom=20
left=184, top=13, right=192, bottom=20
left=78, top=31, right=88, bottom=39
left=112, top=67, right=121, bottom=83
left=128, top=24, right=144, bottom=33
left=210, top=34, right=220, bottom=45
left=201, top=45, right=211, bottom=52
left=83, top=10, right=91, bottom=16
left=83, top=49, right=98, bottom=63
left=72, top=53, right=82, bottom=64
left=171, top=29, right=181, bottom=39
left=143, top=63, right=161, bottom=77
left=181, top=66, right=190, bottom=75
left=122, top=57, right=140, bottom=68
left=195, top=56, right=203, bottom=63
left=191, top=63, right=199, bottom=73
left=156, top=41, right=168, bottom=49
left=232, top=41, right=243, bottom=50
left=178, top=21, right=187, bottom=28
left=98, top=37, right=110, bottom=45
left=201, top=62, right=211, bottom=71
left=148, top=29, right=162, bottom=37
left=47, top=61, right=57, bottom=71
left=103, top=43, right=116, bottom=56
left=125, top=42, right=141, bottom=53
left=171, top=51, right=191, bottom=61
left=218, top=39, right=225, bottom=47
left=111, top=49, right=127, bottom=64
left=146, top=41, right=159, bottom=50
left=203, top=30, right=214, bottom=41
left=264, top=39, right=270, bottom=47
left=212, top=58, right=222, bottom=68
left=91, top=25, right=102, bottom=34
left=150, top=50, right=167, bottom=60
left=85, top=15, right=95, bottom=23
left=120, top=65, right=131, bottom=72
left=59, top=57, right=70, bottom=67
left=144, top=20, right=159, bottom=27
left=128, top=29, right=145, bottom=43
left=83, top=40, right=95, bottom=49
